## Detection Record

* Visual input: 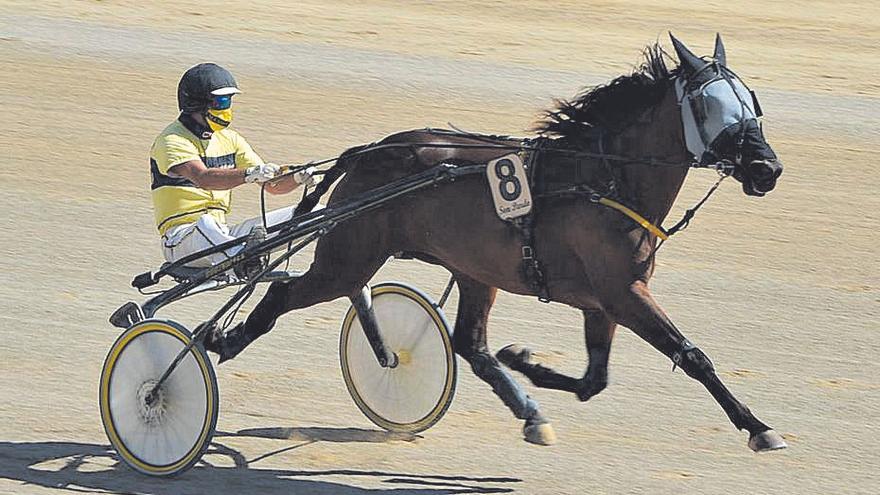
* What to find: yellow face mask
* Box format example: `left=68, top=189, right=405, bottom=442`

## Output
left=205, top=108, right=233, bottom=132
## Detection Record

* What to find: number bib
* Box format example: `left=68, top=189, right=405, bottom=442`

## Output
left=486, top=154, right=532, bottom=220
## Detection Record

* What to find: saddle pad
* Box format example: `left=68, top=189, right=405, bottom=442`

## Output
left=532, top=149, right=611, bottom=195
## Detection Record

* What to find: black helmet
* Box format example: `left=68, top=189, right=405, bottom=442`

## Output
left=177, top=63, right=241, bottom=112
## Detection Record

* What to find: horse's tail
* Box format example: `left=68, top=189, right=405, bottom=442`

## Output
left=293, top=143, right=373, bottom=217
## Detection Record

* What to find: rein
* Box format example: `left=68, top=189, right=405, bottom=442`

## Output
left=275, top=138, right=706, bottom=173
left=664, top=167, right=730, bottom=237
left=273, top=131, right=733, bottom=245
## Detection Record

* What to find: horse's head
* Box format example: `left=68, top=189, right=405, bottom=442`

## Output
left=670, top=33, right=783, bottom=196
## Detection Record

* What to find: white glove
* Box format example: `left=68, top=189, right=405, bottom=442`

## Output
left=293, top=166, right=317, bottom=187
left=245, top=163, right=280, bottom=183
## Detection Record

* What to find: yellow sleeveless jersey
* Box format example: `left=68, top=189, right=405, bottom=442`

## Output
left=150, top=119, right=264, bottom=235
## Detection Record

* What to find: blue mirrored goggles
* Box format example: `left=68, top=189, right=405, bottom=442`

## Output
left=209, top=94, right=233, bottom=110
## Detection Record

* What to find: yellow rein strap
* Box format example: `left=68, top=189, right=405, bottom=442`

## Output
left=597, top=197, right=670, bottom=241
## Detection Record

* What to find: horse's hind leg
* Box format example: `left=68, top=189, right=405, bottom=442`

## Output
left=611, top=281, right=786, bottom=452
left=497, top=309, right=616, bottom=401
left=208, top=223, right=389, bottom=362
left=452, top=275, right=556, bottom=445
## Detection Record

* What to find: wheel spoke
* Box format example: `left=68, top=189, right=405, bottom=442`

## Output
left=101, top=321, right=216, bottom=476
left=341, top=284, right=456, bottom=432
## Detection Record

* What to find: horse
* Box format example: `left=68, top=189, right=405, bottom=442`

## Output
left=206, top=33, right=786, bottom=452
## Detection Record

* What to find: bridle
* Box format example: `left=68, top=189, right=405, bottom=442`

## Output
left=675, top=60, right=764, bottom=174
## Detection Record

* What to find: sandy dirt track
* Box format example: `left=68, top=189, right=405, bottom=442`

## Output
left=1, top=1, right=879, bottom=494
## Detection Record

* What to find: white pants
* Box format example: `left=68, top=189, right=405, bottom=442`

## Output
left=161, top=206, right=297, bottom=267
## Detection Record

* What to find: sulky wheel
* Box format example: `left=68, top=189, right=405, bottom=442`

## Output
left=99, top=319, right=218, bottom=476
left=340, top=282, right=457, bottom=433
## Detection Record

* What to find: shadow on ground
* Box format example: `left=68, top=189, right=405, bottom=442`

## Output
left=0, top=429, right=520, bottom=494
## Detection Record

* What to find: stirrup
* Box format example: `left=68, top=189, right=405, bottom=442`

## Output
left=234, top=226, right=268, bottom=280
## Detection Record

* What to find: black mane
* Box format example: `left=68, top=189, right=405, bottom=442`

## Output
left=536, top=44, right=679, bottom=139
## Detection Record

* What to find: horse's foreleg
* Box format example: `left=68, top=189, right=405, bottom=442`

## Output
left=578, top=309, right=616, bottom=400
left=453, top=276, right=556, bottom=445
left=611, top=281, right=786, bottom=452
left=495, top=309, right=616, bottom=402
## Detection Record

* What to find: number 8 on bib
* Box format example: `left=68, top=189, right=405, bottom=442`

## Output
left=486, top=154, right=532, bottom=220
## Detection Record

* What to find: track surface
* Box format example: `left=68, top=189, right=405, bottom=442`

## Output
left=1, top=2, right=878, bottom=494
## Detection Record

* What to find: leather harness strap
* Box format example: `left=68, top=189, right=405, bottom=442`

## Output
left=514, top=214, right=550, bottom=303
left=514, top=138, right=551, bottom=303
left=510, top=135, right=672, bottom=303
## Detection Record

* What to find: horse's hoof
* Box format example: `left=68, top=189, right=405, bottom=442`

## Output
left=575, top=377, right=607, bottom=402
left=497, top=343, right=531, bottom=367
left=523, top=422, right=557, bottom=446
left=748, top=430, right=787, bottom=452
left=214, top=323, right=253, bottom=364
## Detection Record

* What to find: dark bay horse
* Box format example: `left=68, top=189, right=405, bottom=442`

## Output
left=209, top=34, right=786, bottom=452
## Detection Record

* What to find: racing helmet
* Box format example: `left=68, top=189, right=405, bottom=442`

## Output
left=177, top=63, right=241, bottom=112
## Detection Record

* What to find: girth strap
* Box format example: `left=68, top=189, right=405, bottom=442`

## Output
left=513, top=214, right=550, bottom=303
left=515, top=139, right=551, bottom=303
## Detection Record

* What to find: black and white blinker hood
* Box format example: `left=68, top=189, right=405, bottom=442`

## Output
left=674, top=64, right=763, bottom=164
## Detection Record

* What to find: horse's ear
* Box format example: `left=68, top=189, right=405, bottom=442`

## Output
left=713, top=33, right=727, bottom=65
left=669, top=32, right=707, bottom=73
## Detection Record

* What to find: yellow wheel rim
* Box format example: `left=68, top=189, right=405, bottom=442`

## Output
left=99, top=320, right=217, bottom=476
left=340, top=283, right=456, bottom=433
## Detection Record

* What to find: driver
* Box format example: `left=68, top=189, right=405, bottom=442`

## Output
left=150, top=63, right=315, bottom=276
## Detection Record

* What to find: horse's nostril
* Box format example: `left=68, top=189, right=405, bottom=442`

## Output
left=750, top=164, right=771, bottom=179
left=749, top=160, right=783, bottom=181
